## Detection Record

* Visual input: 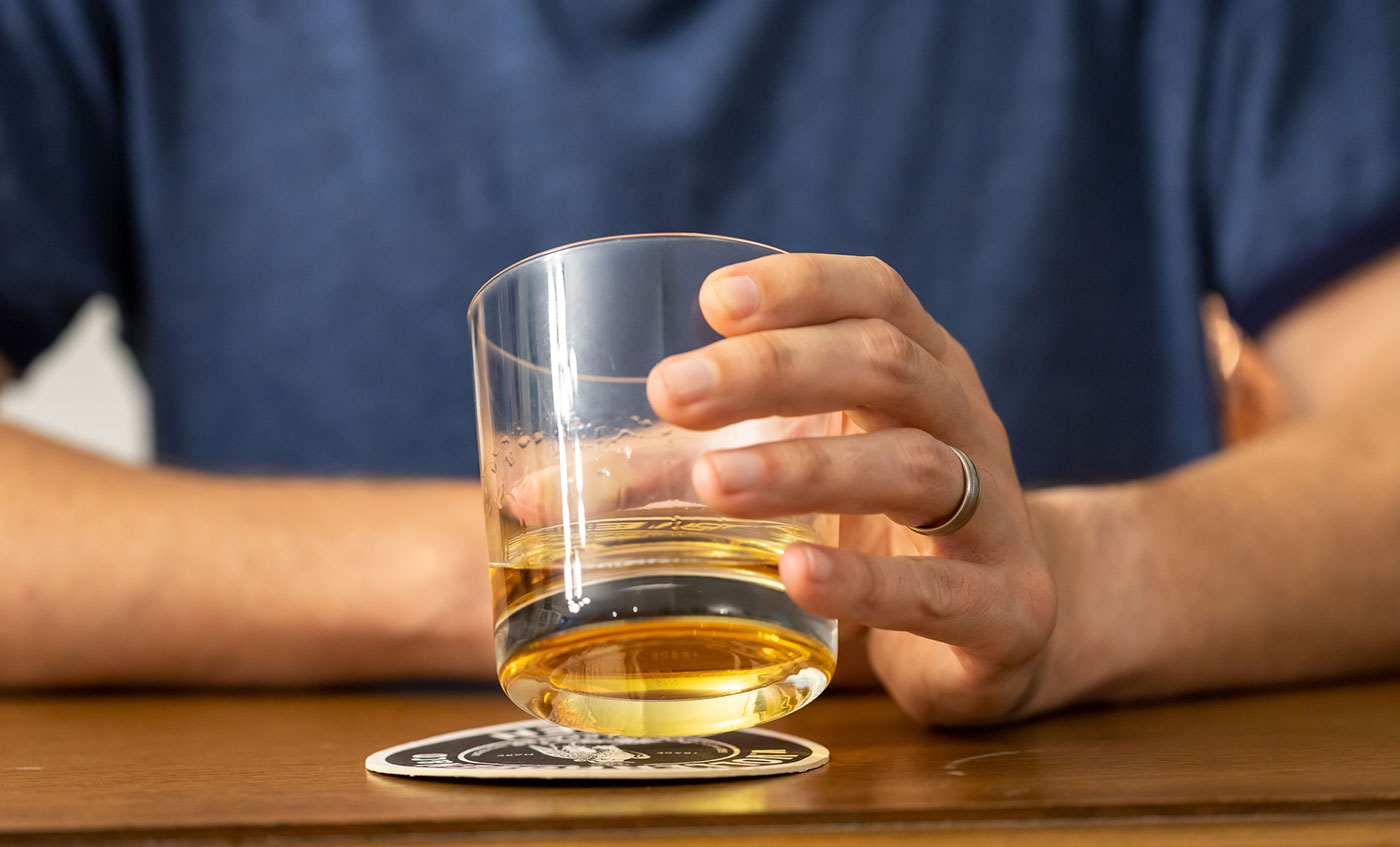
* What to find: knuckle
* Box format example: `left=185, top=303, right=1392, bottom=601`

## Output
left=784, top=438, right=829, bottom=487
left=916, top=562, right=959, bottom=621
left=897, top=428, right=945, bottom=476
left=973, top=398, right=1010, bottom=442
left=790, top=252, right=828, bottom=292
left=865, top=256, right=910, bottom=313
left=855, top=563, right=893, bottom=620
left=859, top=319, right=922, bottom=385
left=885, top=429, right=945, bottom=519
left=741, top=332, right=794, bottom=384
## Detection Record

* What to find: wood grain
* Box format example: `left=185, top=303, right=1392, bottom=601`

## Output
left=2, top=679, right=1399, bottom=844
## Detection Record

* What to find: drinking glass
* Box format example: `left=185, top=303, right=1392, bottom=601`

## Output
left=469, top=234, right=839, bottom=737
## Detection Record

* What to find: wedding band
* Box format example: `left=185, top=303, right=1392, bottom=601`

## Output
left=909, top=444, right=980, bottom=536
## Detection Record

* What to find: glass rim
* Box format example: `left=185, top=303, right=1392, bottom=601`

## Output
left=467, top=232, right=785, bottom=316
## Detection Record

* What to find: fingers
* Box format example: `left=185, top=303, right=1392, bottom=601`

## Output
left=779, top=543, right=1053, bottom=666
left=699, top=253, right=953, bottom=361
left=500, top=425, right=693, bottom=526
left=647, top=318, right=975, bottom=441
left=692, top=428, right=970, bottom=530
left=504, top=459, right=673, bottom=526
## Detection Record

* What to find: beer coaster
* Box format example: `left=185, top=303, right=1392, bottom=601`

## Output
left=365, top=718, right=828, bottom=781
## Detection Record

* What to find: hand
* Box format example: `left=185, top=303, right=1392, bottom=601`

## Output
left=645, top=254, right=1058, bottom=725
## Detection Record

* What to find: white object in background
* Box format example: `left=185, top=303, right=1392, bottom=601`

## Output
left=0, top=296, right=153, bottom=464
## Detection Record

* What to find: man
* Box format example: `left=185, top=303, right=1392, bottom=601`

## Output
left=2, top=1, right=1397, bottom=725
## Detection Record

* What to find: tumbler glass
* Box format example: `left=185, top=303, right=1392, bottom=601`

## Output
left=469, top=234, right=839, bottom=737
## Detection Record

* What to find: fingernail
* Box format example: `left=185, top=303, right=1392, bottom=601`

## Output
left=707, top=451, right=764, bottom=492
left=715, top=275, right=760, bottom=319
left=656, top=357, right=718, bottom=404
left=804, top=547, right=834, bottom=582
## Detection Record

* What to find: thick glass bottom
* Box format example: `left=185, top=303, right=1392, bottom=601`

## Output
left=497, top=615, right=834, bottom=736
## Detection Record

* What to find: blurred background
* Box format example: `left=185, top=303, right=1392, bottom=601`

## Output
left=0, top=292, right=1282, bottom=466
left=0, top=296, right=151, bottom=464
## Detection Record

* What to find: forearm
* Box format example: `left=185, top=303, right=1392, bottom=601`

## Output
left=0, top=422, right=494, bottom=687
left=1032, top=387, right=1400, bottom=710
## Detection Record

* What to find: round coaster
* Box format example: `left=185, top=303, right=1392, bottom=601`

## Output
left=365, top=718, right=828, bottom=781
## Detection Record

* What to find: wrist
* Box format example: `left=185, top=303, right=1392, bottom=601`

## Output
left=298, top=479, right=496, bottom=682
left=1021, top=481, right=1156, bottom=714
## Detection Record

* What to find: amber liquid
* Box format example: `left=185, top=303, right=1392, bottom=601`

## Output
left=490, top=512, right=836, bottom=736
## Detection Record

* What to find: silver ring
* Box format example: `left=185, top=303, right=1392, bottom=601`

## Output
left=909, top=444, right=980, bottom=536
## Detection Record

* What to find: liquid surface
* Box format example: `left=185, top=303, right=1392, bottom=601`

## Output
left=490, top=513, right=836, bottom=736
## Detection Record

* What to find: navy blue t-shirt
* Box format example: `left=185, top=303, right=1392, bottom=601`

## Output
left=3, top=1, right=1399, bottom=485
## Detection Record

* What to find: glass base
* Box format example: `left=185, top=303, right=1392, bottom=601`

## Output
left=497, top=616, right=834, bottom=737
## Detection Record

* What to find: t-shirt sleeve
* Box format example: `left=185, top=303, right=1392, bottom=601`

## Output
left=0, top=0, right=131, bottom=373
left=1202, top=0, right=1400, bottom=335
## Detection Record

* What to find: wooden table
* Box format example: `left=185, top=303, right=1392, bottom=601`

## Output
left=3, top=679, right=1399, bottom=845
